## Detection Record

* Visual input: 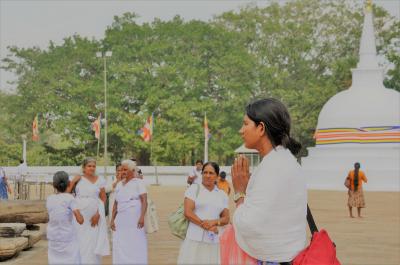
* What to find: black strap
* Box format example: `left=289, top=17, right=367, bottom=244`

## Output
left=307, top=204, right=319, bottom=235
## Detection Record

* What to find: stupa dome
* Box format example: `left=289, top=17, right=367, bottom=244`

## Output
left=302, top=1, right=400, bottom=191
left=315, top=4, right=400, bottom=145
left=317, top=86, right=400, bottom=129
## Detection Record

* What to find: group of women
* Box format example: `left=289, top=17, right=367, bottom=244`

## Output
left=177, top=98, right=307, bottom=265
left=47, top=158, right=148, bottom=265
left=46, top=97, right=364, bottom=265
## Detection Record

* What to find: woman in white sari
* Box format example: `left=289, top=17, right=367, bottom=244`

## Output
left=69, top=157, right=110, bottom=264
left=111, top=159, right=148, bottom=265
left=225, top=98, right=307, bottom=265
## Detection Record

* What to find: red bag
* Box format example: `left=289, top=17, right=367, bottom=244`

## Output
left=293, top=205, right=341, bottom=265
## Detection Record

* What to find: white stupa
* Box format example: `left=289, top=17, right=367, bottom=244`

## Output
left=301, top=2, right=400, bottom=191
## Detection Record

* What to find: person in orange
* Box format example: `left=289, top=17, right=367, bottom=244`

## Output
left=346, top=162, right=368, bottom=218
left=217, top=171, right=231, bottom=195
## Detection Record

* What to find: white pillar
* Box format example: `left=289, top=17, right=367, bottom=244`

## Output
left=22, top=135, right=27, bottom=164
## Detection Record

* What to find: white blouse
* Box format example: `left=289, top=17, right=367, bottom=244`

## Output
left=46, top=193, right=78, bottom=242
left=115, top=178, right=147, bottom=212
left=75, top=176, right=106, bottom=199
left=233, top=146, right=307, bottom=262
left=185, top=184, right=228, bottom=244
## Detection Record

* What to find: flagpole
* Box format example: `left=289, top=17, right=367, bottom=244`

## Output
left=96, top=136, right=100, bottom=159
left=204, top=112, right=208, bottom=163
left=96, top=114, right=101, bottom=160
left=96, top=51, right=112, bottom=180
left=150, top=114, right=159, bottom=185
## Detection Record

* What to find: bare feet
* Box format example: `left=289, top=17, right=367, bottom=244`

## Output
left=350, top=215, right=355, bottom=218
left=358, top=215, right=363, bottom=218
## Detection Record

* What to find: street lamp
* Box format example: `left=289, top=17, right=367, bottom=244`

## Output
left=21, top=134, right=27, bottom=164
left=96, top=51, right=112, bottom=179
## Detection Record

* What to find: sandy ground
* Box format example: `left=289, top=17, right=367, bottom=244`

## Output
left=2, top=185, right=399, bottom=265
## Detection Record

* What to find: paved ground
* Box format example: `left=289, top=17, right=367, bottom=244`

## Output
left=3, top=186, right=400, bottom=265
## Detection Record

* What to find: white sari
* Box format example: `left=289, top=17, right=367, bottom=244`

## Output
left=74, top=176, right=110, bottom=264
left=233, top=146, right=307, bottom=262
left=113, top=178, right=148, bottom=265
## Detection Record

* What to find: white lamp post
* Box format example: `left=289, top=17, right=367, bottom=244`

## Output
left=96, top=51, right=112, bottom=178
left=21, top=134, right=27, bottom=164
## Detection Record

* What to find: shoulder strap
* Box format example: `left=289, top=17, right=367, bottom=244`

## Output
left=195, top=184, right=201, bottom=198
left=307, top=204, right=319, bottom=235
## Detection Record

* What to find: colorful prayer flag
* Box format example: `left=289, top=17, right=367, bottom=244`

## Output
left=32, top=114, right=39, bottom=141
left=91, top=114, right=101, bottom=140
left=139, top=114, right=154, bottom=142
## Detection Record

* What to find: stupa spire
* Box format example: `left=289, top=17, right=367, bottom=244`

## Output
left=357, top=0, right=378, bottom=68
left=351, top=0, right=384, bottom=90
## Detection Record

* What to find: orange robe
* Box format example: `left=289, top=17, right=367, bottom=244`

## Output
left=217, top=178, right=231, bottom=195
left=347, top=170, right=368, bottom=191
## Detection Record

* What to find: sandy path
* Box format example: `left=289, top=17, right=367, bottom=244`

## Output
left=3, top=186, right=399, bottom=265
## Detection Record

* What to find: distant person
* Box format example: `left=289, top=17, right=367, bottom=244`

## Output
left=15, top=160, right=28, bottom=199
left=177, top=162, right=230, bottom=265
left=0, top=166, right=12, bottom=200
left=217, top=171, right=231, bottom=195
left=187, top=160, right=203, bottom=185
left=130, top=157, right=144, bottom=179
left=47, top=171, right=84, bottom=264
left=137, top=169, right=144, bottom=179
left=346, top=162, right=368, bottom=218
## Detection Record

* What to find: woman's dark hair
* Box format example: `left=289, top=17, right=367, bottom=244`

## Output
left=82, top=157, right=96, bottom=168
left=246, top=98, right=302, bottom=156
left=115, top=162, right=121, bottom=170
left=353, top=162, right=361, bottom=191
left=53, top=171, right=70, bottom=193
left=202, top=162, right=220, bottom=176
left=195, top=160, right=203, bottom=165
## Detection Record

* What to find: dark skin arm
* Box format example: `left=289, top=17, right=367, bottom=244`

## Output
left=138, top=193, right=147, bottom=229
left=73, top=209, right=84, bottom=225
left=110, top=200, right=118, bottom=231
left=99, top=187, right=106, bottom=203
left=90, top=187, right=106, bottom=227
left=66, top=175, right=81, bottom=193
left=201, top=208, right=230, bottom=233
left=231, top=155, right=250, bottom=207
left=184, top=198, right=203, bottom=227
left=3, top=176, right=12, bottom=194
left=184, top=198, right=222, bottom=233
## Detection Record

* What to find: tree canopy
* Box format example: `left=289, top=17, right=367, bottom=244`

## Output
left=1, top=0, right=399, bottom=166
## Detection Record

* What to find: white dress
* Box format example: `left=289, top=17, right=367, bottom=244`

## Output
left=74, top=176, right=110, bottom=264
left=177, top=184, right=229, bottom=265
left=46, top=193, right=80, bottom=265
left=233, top=146, right=307, bottom=262
left=113, top=178, right=148, bottom=265
left=188, top=167, right=202, bottom=184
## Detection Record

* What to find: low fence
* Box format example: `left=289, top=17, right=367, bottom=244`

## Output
left=4, top=166, right=233, bottom=200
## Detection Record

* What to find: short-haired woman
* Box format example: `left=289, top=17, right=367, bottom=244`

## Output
left=111, top=159, right=148, bottom=264
left=68, top=157, right=110, bottom=264
left=225, top=98, right=307, bottom=264
left=47, top=171, right=84, bottom=264
left=177, top=162, right=230, bottom=265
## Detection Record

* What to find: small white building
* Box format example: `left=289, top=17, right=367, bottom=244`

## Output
left=234, top=144, right=260, bottom=171
left=302, top=4, right=400, bottom=191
